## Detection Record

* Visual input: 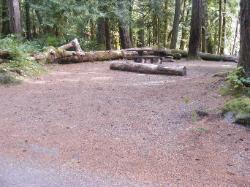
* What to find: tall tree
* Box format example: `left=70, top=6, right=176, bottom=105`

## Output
left=188, top=0, right=203, bottom=58
left=170, top=0, right=181, bottom=49
left=217, top=0, right=222, bottom=54
left=25, top=0, right=32, bottom=39
left=220, top=0, right=226, bottom=55
left=117, top=0, right=132, bottom=49
left=7, top=0, right=22, bottom=34
left=201, top=0, right=208, bottom=52
left=239, top=0, right=250, bottom=76
left=1, top=0, right=10, bottom=35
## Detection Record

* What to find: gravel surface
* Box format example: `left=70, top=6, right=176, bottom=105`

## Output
left=0, top=60, right=249, bottom=186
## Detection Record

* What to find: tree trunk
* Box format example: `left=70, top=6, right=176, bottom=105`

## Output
left=239, top=0, right=250, bottom=76
left=180, top=0, right=190, bottom=50
left=231, top=18, right=239, bottom=56
left=201, top=0, right=208, bottom=52
left=163, top=0, right=169, bottom=47
left=118, top=0, right=132, bottom=49
left=137, top=19, right=145, bottom=47
left=220, top=0, right=227, bottom=55
left=1, top=0, right=10, bottom=35
left=25, top=0, right=32, bottom=40
left=7, top=0, right=22, bottom=34
left=96, top=17, right=107, bottom=50
left=188, top=0, right=203, bottom=58
left=170, top=0, right=181, bottom=49
left=104, top=19, right=111, bottom=50
left=110, top=61, right=187, bottom=76
left=217, top=0, right=222, bottom=54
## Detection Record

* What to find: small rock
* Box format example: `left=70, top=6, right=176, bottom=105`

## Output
left=224, top=112, right=236, bottom=124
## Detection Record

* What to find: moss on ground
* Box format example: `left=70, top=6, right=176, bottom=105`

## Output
left=223, top=97, right=250, bottom=116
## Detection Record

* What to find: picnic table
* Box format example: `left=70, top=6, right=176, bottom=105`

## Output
left=126, top=48, right=173, bottom=64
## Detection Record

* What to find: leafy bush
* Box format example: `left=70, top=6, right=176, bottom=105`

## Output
left=222, top=67, right=250, bottom=96
left=0, top=72, right=20, bottom=85
left=0, top=35, right=42, bottom=58
left=0, top=36, right=45, bottom=85
left=222, top=67, right=250, bottom=125
left=224, top=97, right=250, bottom=117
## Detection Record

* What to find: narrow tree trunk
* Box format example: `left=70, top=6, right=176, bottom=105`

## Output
left=217, top=0, right=222, bottom=54
left=180, top=0, right=190, bottom=50
left=201, top=0, right=208, bottom=52
left=1, top=0, right=10, bottom=35
left=96, top=17, right=106, bottom=50
left=239, top=0, right=250, bottom=76
left=25, top=0, right=32, bottom=40
left=188, top=0, right=203, bottom=58
left=104, top=19, right=111, bottom=50
left=137, top=18, right=145, bottom=47
left=7, top=0, right=22, bottom=34
left=164, top=0, right=169, bottom=47
left=170, top=0, right=181, bottom=49
left=231, top=18, right=239, bottom=55
left=220, top=0, right=226, bottom=55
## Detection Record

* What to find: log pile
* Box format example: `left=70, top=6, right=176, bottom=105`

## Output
left=110, top=61, right=187, bottom=76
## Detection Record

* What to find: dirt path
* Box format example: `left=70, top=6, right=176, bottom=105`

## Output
left=0, top=60, right=249, bottom=186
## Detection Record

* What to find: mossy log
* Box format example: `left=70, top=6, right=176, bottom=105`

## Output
left=110, top=61, right=187, bottom=76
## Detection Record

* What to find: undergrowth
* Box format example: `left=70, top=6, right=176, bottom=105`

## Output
left=0, top=36, right=45, bottom=85
left=222, top=67, right=250, bottom=124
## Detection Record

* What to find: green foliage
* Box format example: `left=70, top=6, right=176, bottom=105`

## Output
left=223, top=97, right=250, bottom=117
left=0, top=36, right=45, bottom=85
left=222, top=67, right=250, bottom=124
left=223, top=67, right=250, bottom=96
left=0, top=71, right=20, bottom=85
left=0, top=35, right=42, bottom=58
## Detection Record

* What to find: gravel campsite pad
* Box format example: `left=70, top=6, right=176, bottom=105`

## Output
left=0, top=60, right=249, bottom=186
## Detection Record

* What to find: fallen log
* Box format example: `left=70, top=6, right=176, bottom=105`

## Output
left=0, top=51, right=12, bottom=60
left=30, top=38, right=238, bottom=64
left=199, top=53, right=238, bottom=62
left=110, top=61, right=187, bottom=76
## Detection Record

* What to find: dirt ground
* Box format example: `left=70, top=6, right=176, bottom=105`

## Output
left=0, top=60, right=249, bottom=186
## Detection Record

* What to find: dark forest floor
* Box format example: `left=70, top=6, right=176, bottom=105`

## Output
left=0, top=60, right=249, bottom=186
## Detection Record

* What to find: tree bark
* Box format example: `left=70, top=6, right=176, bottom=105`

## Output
left=25, top=0, right=32, bottom=40
left=220, top=0, right=227, bottom=55
left=180, top=0, right=190, bottom=50
left=118, top=0, right=132, bottom=49
left=239, top=0, right=250, bottom=76
left=96, top=17, right=107, bottom=50
left=201, top=0, right=208, bottom=52
left=231, top=18, right=239, bottom=56
left=1, top=0, right=10, bottom=35
left=170, top=0, right=181, bottom=49
left=110, top=61, right=187, bottom=76
left=188, top=0, right=203, bottom=58
left=218, top=0, right=222, bottom=54
left=7, top=0, right=22, bottom=34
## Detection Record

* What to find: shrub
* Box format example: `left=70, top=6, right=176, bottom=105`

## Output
left=221, top=67, right=250, bottom=97
left=224, top=97, right=250, bottom=117
left=0, top=36, right=45, bottom=85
